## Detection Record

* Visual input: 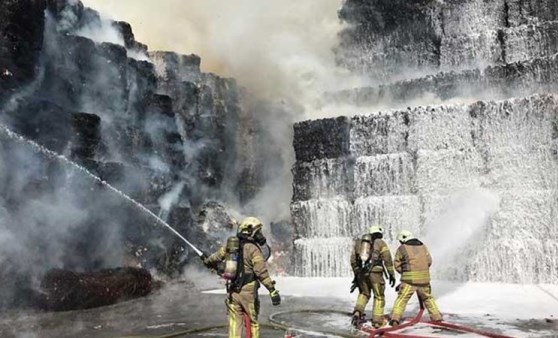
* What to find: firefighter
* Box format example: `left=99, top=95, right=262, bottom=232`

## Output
left=350, top=225, right=396, bottom=328
left=389, top=230, right=442, bottom=326
left=202, top=217, right=281, bottom=338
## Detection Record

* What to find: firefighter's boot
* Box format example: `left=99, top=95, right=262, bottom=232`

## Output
left=351, top=310, right=364, bottom=328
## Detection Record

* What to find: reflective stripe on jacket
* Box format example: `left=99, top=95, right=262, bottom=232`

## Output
left=394, top=241, right=432, bottom=285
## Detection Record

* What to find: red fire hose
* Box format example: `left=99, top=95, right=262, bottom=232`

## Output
left=360, top=295, right=425, bottom=337
left=248, top=294, right=514, bottom=338
left=243, top=313, right=252, bottom=338
left=421, top=320, right=513, bottom=338
left=360, top=294, right=513, bottom=338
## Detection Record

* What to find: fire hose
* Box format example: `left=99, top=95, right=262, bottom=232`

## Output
left=360, top=294, right=513, bottom=338
left=120, top=319, right=349, bottom=338
left=122, top=310, right=355, bottom=338
left=359, top=298, right=425, bottom=337
left=120, top=295, right=514, bottom=338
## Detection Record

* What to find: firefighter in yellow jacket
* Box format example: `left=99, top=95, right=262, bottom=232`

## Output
left=202, top=217, right=281, bottom=338
left=350, top=225, right=396, bottom=328
left=389, top=230, right=442, bottom=326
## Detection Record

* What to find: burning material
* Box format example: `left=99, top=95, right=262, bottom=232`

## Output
left=39, top=267, right=153, bottom=311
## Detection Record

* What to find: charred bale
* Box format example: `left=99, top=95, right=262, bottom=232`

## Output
left=0, top=0, right=47, bottom=102
left=293, top=116, right=351, bottom=162
left=71, top=112, right=101, bottom=160
left=40, top=267, right=153, bottom=311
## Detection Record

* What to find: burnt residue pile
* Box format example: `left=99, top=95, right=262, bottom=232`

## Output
left=0, top=0, right=279, bottom=310
left=39, top=267, right=153, bottom=311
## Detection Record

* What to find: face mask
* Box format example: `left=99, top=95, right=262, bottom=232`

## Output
left=371, top=232, right=383, bottom=240
left=253, top=230, right=267, bottom=246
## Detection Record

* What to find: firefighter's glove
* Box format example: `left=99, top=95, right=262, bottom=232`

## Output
left=270, top=289, right=281, bottom=306
left=354, top=268, right=364, bottom=282
left=389, top=274, right=396, bottom=288
left=350, top=279, right=358, bottom=293
left=199, top=253, right=211, bottom=269
left=350, top=274, right=360, bottom=293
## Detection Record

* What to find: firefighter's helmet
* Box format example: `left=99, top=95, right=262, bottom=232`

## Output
left=397, top=230, right=415, bottom=243
left=368, top=225, right=383, bottom=235
left=238, top=217, right=263, bottom=237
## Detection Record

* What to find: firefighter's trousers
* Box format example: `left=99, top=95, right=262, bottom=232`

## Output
left=226, top=281, right=260, bottom=338
left=390, top=282, right=442, bottom=322
left=354, top=271, right=386, bottom=326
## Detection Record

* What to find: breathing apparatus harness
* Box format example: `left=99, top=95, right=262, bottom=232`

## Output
left=222, top=229, right=270, bottom=294
left=358, top=232, right=384, bottom=274
left=351, top=232, right=388, bottom=294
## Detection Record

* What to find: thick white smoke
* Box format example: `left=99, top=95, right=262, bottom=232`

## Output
left=73, top=1, right=374, bottom=227
left=73, top=2, right=514, bottom=281
left=0, top=2, right=196, bottom=307
left=81, top=0, right=369, bottom=120
left=0, top=128, right=129, bottom=299
left=55, top=0, right=147, bottom=60
left=158, top=181, right=185, bottom=221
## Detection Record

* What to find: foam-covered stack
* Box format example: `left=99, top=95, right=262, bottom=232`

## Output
left=293, top=95, right=558, bottom=282
left=295, top=0, right=558, bottom=283
left=337, top=0, right=558, bottom=81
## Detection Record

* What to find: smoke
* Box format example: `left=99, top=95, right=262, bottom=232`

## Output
left=158, top=181, right=185, bottom=221
left=75, top=17, right=124, bottom=46
left=0, top=128, right=133, bottom=309
left=54, top=0, right=149, bottom=62
left=423, top=189, right=501, bottom=279
left=0, top=1, right=205, bottom=308
left=55, top=0, right=124, bottom=46
left=71, top=1, right=372, bottom=229
left=81, top=0, right=369, bottom=120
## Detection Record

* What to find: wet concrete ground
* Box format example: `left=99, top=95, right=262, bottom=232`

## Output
left=0, top=280, right=342, bottom=338
left=1, top=279, right=556, bottom=338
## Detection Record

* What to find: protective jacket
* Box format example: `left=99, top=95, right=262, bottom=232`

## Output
left=205, top=240, right=274, bottom=338
left=393, top=238, right=431, bottom=285
left=351, top=238, right=395, bottom=276
left=206, top=241, right=274, bottom=291
left=390, top=238, right=441, bottom=322
left=350, top=236, right=394, bottom=327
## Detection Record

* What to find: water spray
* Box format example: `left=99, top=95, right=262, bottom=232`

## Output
left=0, top=123, right=205, bottom=257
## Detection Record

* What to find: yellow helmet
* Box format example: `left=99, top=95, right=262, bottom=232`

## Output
left=368, top=225, right=383, bottom=235
left=397, top=230, right=415, bottom=243
left=238, top=217, right=263, bottom=236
